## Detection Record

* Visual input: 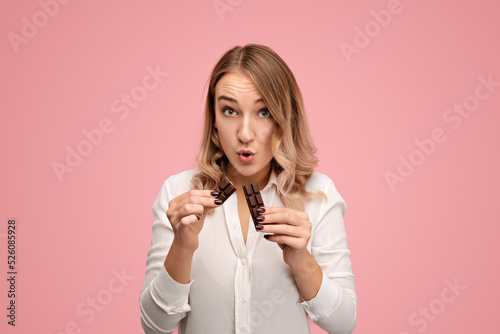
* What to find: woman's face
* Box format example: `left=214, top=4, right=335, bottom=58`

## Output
left=214, top=71, right=275, bottom=181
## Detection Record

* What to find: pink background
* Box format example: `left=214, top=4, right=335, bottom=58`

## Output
left=2, top=0, right=499, bottom=333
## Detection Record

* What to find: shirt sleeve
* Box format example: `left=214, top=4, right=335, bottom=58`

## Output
left=298, top=177, right=357, bottom=334
left=139, top=178, right=194, bottom=333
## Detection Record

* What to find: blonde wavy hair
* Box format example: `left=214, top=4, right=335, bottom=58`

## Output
left=191, top=44, right=326, bottom=210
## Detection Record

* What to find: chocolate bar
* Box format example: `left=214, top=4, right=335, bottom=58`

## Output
left=243, top=183, right=265, bottom=227
left=215, top=177, right=236, bottom=204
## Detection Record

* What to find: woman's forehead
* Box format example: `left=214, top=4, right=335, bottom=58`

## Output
left=215, top=72, right=262, bottom=99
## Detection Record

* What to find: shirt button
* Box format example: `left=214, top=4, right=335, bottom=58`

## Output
left=232, top=225, right=236, bottom=230
left=240, top=296, right=246, bottom=302
left=240, top=259, right=246, bottom=265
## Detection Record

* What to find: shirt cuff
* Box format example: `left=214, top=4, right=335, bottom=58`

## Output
left=297, top=269, right=340, bottom=321
left=151, top=265, right=194, bottom=315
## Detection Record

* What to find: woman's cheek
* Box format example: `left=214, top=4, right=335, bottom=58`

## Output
left=262, top=123, right=275, bottom=142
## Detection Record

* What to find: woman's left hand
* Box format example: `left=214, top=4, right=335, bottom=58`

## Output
left=256, top=207, right=311, bottom=266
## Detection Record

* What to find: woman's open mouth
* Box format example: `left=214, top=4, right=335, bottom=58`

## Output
left=238, top=152, right=255, bottom=163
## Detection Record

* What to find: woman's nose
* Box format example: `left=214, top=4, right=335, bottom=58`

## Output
left=237, top=117, right=255, bottom=143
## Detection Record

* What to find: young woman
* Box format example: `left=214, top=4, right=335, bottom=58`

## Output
left=140, top=44, right=357, bottom=334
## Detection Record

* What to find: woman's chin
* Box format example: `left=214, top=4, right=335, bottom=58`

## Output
left=233, top=167, right=257, bottom=178
left=227, top=162, right=260, bottom=178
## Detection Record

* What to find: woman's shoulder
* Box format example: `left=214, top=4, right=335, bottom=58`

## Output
left=305, top=171, right=346, bottom=210
left=161, top=168, right=199, bottom=195
left=305, top=171, right=336, bottom=192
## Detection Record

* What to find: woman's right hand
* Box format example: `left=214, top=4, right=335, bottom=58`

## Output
left=166, top=189, right=222, bottom=252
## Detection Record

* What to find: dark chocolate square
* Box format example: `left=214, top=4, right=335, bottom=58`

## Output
left=215, top=177, right=236, bottom=204
left=243, top=182, right=265, bottom=227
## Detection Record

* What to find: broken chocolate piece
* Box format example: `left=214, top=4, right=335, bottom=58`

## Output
left=215, top=177, right=236, bottom=204
left=243, top=182, right=265, bottom=227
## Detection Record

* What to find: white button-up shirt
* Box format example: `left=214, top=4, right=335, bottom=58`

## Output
left=140, top=169, right=357, bottom=334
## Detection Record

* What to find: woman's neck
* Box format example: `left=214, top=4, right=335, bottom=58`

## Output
left=226, top=164, right=272, bottom=190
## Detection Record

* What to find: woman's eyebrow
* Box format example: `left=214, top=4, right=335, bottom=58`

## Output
left=217, top=95, right=264, bottom=105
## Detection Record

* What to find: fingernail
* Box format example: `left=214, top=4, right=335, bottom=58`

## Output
left=214, top=199, right=223, bottom=205
left=211, top=191, right=220, bottom=197
left=256, top=225, right=264, bottom=231
left=264, top=234, right=270, bottom=239
left=256, top=216, right=265, bottom=222
left=257, top=208, right=265, bottom=214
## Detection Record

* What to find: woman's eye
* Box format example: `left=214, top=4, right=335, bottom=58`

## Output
left=222, top=107, right=236, bottom=116
left=221, top=107, right=270, bottom=118
left=259, top=109, right=271, bottom=118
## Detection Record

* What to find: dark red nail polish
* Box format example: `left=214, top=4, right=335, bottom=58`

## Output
left=211, top=191, right=220, bottom=197
left=264, top=234, right=270, bottom=239
left=214, top=199, right=223, bottom=205
left=256, top=225, right=264, bottom=231
left=256, top=216, right=265, bottom=222
left=257, top=208, right=265, bottom=214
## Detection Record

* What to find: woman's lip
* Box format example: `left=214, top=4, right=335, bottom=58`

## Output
left=238, top=153, right=255, bottom=163
left=237, top=150, right=255, bottom=155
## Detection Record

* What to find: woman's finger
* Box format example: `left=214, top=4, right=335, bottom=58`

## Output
left=263, top=234, right=307, bottom=250
left=178, top=192, right=223, bottom=211
left=177, top=203, right=206, bottom=221
left=257, top=223, right=309, bottom=238
left=175, top=189, right=219, bottom=202
left=179, top=214, right=199, bottom=227
left=258, top=209, right=308, bottom=226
